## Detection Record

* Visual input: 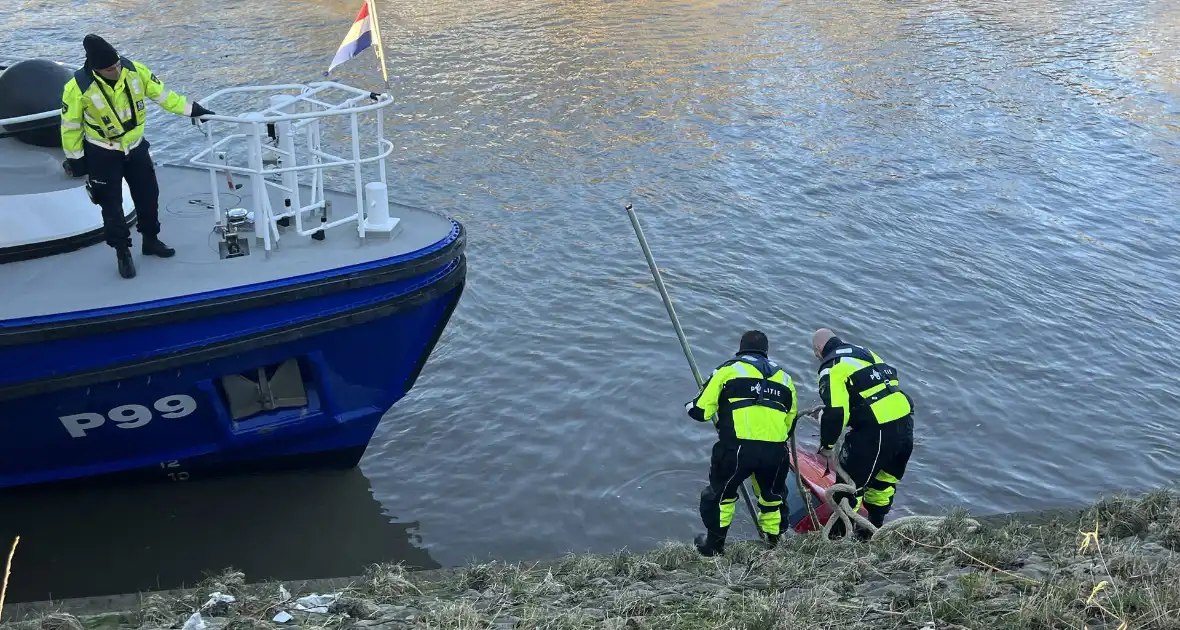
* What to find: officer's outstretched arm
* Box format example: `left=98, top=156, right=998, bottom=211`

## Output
left=817, top=366, right=849, bottom=450
left=135, top=62, right=193, bottom=116
left=684, top=366, right=727, bottom=423
left=60, top=80, right=86, bottom=161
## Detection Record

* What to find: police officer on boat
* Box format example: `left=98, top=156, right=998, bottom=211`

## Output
left=60, top=34, right=216, bottom=279
left=811, top=328, right=915, bottom=537
left=685, top=330, right=798, bottom=556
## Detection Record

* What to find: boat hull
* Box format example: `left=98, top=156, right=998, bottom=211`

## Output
left=0, top=254, right=465, bottom=491
left=786, top=446, right=871, bottom=534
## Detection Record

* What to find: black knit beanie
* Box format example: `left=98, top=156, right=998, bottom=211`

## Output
left=738, top=330, right=769, bottom=355
left=83, top=34, right=120, bottom=69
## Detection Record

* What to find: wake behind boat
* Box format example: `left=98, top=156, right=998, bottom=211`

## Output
left=0, top=56, right=467, bottom=491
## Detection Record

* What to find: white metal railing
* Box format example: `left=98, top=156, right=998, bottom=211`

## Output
left=0, top=109, right=58, bottom=127
left=188, top=81, right=399, bottom=255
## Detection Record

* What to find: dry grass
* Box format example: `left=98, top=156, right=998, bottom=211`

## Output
left=0, top=537, right=17, bottom=623
left=4, top=489, right=1180, bottom=629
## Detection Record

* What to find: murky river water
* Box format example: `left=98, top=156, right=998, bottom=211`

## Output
left=2, top=0, right=1179, bottom=603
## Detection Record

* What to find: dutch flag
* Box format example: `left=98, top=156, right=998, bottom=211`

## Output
left=327, top=1, right=376, bottom=74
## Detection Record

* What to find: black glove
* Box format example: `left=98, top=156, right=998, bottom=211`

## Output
left=62, top=158, right=86, bottom=178
left=190, top=102, right=215, bottom=119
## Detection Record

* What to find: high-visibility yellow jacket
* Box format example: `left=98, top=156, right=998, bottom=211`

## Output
left=817, top=343, right=913, bottom=449
left=687, top=352, right=798, bottom=443
left=60, top=57, right=191, bottom=158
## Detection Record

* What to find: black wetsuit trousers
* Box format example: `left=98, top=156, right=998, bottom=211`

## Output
left=699, top=439, right=792, bottom=539
left=831, top=414, right=914, bottom=533
left=84, top=140, right=161, bottom=248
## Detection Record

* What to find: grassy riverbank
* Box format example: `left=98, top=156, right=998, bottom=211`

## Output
left=4, top=489, right=1179, bottom=629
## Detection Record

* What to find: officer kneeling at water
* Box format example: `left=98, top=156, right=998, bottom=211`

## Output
left=811, top=328, right=915, bottom=537
left=60, top=34, right=215, bottom=279
left=685, top=330, right=798, bottom=556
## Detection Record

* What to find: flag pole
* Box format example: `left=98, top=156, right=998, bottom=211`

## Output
left=365, top=0, right=391, bottom=92
left=364, top=0, right=392, bottom=192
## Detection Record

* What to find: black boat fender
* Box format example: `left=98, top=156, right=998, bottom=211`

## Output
left=0, top=58, right=76, bottom=147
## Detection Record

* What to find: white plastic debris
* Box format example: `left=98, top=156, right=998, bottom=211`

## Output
left=293, top=592, right=341, bottom=614
left=272, top=611, right=293, bottom=624
left=278, top=584, right=291, bottom=603
left=182, top=612, right=206, bottom=630
left=202, top=592, right=236, bottom=609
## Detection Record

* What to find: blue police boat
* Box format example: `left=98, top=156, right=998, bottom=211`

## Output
left=0, top=57, right=466, bottom=491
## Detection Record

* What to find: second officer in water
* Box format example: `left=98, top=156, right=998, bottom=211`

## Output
left=685, top=330, right=798, bottom=556
left=811, top=327, right=915, bottom=536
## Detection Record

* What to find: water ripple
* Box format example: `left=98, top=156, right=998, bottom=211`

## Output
left=3, top=0, right=1178, bottom=569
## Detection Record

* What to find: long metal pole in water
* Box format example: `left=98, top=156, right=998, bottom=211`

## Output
left=623, top=203, right=764, bottom=540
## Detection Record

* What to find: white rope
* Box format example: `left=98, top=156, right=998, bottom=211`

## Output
left=797, top=407, right=980, bottom=541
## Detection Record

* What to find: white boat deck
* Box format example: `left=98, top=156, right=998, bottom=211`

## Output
left=0, top=136, right=95, bottom=196
left=0, top=78, right=461, bottom=324
left=0, top=156, right=456, bottom=322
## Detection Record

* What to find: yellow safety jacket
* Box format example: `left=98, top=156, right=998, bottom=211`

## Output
left=688, top=353, right=798, bottom=443
left=817, top=343, right=912, bottom=449
left=60, top=57, right=191, bottom=158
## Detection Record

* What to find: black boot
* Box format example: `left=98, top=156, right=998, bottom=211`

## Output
left=847, top=505, right=889, bottom=541
left=825, top=516, right=849, bottom=540
left=694, top=531, right=725, bottom=557
left=142, top=235, right=175, bottom=258
left=866, top=504, right=889, bottom=529
left=765, top=533, right=780, bottom=549
left=115, top=246, right=136, bottom=279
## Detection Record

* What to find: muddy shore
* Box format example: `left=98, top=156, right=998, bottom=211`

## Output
left=3, top=490, right=1178, bottom=630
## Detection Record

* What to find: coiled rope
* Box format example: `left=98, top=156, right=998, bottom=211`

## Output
left=794, top=407, right=979, bottom=541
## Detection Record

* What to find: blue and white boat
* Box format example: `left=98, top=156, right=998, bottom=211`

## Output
left=0, top=57, right=466, bottom=491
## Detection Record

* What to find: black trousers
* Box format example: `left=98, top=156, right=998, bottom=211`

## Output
left=835, top=415, right=914, bottom=518
left=84, top=139, right=161, bottom=248
left=699, top=439, right=792, bottom=537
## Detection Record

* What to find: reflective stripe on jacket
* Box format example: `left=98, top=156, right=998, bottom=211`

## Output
left=60, top=57, right=190, bottom=158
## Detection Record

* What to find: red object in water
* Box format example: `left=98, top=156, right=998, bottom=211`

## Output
left=785, top=447, right=868, bottom=534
